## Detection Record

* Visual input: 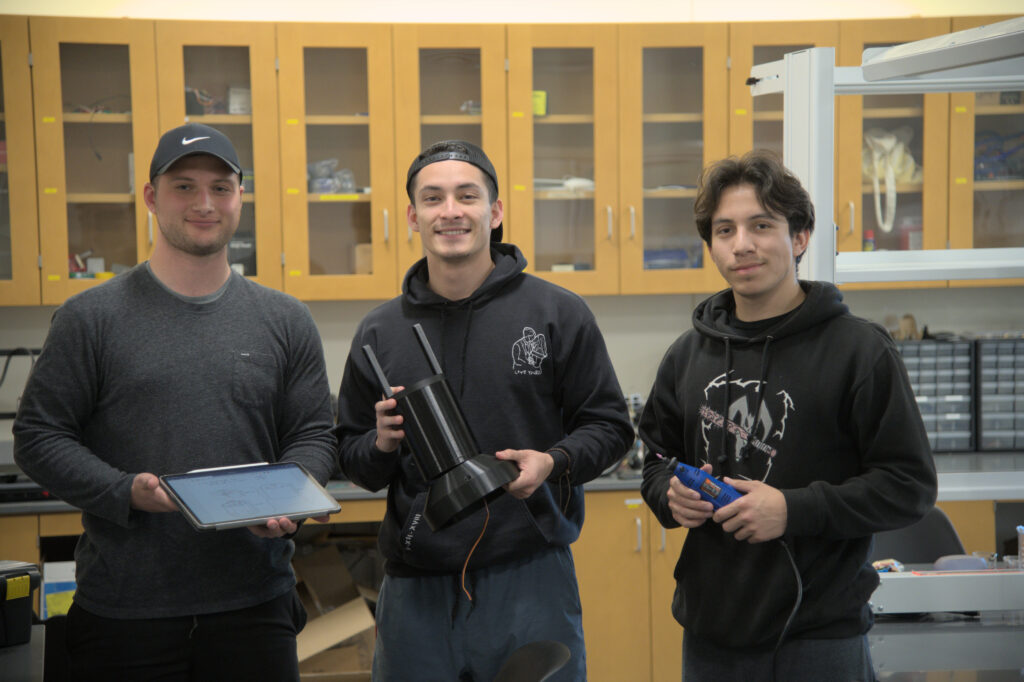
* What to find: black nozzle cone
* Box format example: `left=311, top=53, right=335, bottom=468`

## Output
left=423, top=454, right=519, bottom=531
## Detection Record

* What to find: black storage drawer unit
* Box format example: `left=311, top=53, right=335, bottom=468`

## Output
left=896, top=339, right=975, bottom=452
left=977, top=338, right=1024, bottom=451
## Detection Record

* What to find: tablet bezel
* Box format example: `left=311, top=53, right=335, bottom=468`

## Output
left=159, top=461, right=340, bottom=531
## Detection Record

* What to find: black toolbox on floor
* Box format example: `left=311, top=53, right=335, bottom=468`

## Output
left=1, top=560, right=41, bottom=647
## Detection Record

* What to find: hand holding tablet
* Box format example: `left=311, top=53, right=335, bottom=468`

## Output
left=159, top=461, right=340, bottom=531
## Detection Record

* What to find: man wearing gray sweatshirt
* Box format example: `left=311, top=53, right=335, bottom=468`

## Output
left=14, top=123, right=337, bottom=681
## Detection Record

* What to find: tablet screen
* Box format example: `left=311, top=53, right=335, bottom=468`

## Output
left=160, top=462, right=340, bottom=531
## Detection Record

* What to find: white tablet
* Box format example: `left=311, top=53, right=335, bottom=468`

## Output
left=159, top=461, right=340, bottom=531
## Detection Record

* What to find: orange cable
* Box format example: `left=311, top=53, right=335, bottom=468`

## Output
left=460, top=499, right=490, bottom=601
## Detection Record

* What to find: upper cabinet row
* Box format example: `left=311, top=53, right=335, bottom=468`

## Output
left=0, top=16, right=1021, bottom=305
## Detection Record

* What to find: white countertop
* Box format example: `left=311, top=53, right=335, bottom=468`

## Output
left=937, top=471, right=1024, bottom=501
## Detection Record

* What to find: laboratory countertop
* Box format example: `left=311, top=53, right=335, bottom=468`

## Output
left=2, top=453, right=1023, bottom=516
left=588, top=451, right=1024, bottom=501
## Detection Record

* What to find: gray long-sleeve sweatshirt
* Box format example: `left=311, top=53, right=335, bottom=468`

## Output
left=14, top=264, right=337, bottom=619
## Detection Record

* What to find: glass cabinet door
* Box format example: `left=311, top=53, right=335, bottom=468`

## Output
left=838, top=19, right=950, bottom=288
left=619, top=24, right=728, bottom=295
left=31, top=18, right=159, bottom=305
left=948, top=15, right=1024, bottom=288
left=0, top=16, right=40, bottom=305
left=728, top=22, right=839, bottom=159
left=393, top=25, right=507, bottom=278
left=509, top=25, right=618, bottom=296
left=155, top=21, right=280, bottom=290
left=277, top=23, right=395, bottom=301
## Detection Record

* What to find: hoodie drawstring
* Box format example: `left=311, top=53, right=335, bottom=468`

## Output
left=742, top=335, right=774, bottom=461
left=437, top=302, right=476, bottom=400
left=718, top=337, right=732, bottom=464
left=719, top=335, right=775, bottom=465
left=458, top=305, right=474, bottom=399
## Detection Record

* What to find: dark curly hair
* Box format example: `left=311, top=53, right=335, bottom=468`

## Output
left=694, top=150, right=815, bottom=258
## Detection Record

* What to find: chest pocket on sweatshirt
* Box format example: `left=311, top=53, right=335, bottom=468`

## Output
left=232, top=350, right=278, bottom=407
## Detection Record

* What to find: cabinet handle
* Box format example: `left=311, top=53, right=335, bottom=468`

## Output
left=635, top=517, right=643, bottom=552
left=148, top=212, right=153, bottom=245
left=606, top=206, right=614, bottom=241
left=383, top=209, right=390, bottom=243
left=848, top=201, right=855, bottom=235
left=629, top=205, right=636, bottom=240
left=660, top=527, right=666, bottom=552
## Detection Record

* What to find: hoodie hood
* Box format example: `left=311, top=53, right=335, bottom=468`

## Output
left=402, top=243, right=528, bottom=308
left=692, top=280, right=849, bottom=344
left=399, top=243, right=528, bottom=399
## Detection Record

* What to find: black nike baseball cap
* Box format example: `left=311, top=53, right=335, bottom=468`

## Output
left=149, top=123, right=242, bottom=182
left=406, top=140, right=502, bottom=242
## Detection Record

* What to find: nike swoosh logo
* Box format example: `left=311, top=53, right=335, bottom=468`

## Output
left=181, top=136, right=210, bottom=145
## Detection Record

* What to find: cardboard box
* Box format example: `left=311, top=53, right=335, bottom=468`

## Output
left=292, top=545, right=362, bottom=614
left=298, top=609, right=374, bottom=675
left=40, top=561, right=75, bottom=620
left=293, top=546, right=375, bottom=681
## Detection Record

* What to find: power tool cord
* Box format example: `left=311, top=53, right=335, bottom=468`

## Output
left=771, top=537, right=803, bottom=681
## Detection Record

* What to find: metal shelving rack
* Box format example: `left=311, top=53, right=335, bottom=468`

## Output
left=747, top=16, right=1024, bottom=285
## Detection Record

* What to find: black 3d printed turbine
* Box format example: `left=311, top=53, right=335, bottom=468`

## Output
left=362, top=324, right=519, bottom=531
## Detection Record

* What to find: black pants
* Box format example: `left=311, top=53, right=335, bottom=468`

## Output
left=65, top=589, right=307, bottom=682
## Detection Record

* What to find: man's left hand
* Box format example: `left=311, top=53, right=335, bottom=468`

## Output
left=496, top=449, right=554, bottom=499
left=713, top=478, right=787, bottom=543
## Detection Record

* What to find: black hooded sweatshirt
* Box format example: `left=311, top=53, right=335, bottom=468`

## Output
left=336, top=243, right=633, bottom=576
left=639, top=281, right=937, bottom=650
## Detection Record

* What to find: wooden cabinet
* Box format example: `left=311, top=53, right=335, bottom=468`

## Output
left=277, top=23, right=396, bottom=301
left=508, top=24, right=728, bottom=296
left=508, top=25, right=620, bottom=295
left=648, top=512, right=686, bottom=682
left=574, top=491, right=652, bottom=681
left=155, top=21, right=282, bottom=290
left=3, top=17, right=1020, bottom=306
left=618, top=24, right=728, bottom=295
left=948, top=15, right=1024, bottom=288
left=573, top=490, right=689, bottom=682
left=728, top=21, right=840, bottom=159
left=392, top=25, right=509, bottom=280
left=0, top=16, right=40, bottom=305
left=937, top=500, right=997, bottom=554
left=30, top=17, right=160, bottom=305
left=836, top=18, right=951, bottom=289
left=0, top=514, right=38, bottom=565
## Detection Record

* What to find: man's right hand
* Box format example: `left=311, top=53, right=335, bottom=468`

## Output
left=374, top=387, right=405, bottom=452
left=666, top=462, right=715, bottom=528
left=130, top=473, right=179, bottom=513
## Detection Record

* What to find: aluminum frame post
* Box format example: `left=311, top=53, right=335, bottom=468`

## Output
left=782, top=47, right=835, bottom=284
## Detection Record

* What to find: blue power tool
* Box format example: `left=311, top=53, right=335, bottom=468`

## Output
left=663, top=455, right=742, bottom=510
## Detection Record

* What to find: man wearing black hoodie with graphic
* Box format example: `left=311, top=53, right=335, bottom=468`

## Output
left=336, top=140, right=633, bottom=681
left=639, top=150, right=936, bottom=681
